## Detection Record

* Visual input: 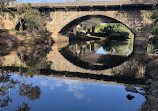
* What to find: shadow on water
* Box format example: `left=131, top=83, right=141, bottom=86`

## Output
left=0, top=66, right=146, bottom=85
left=0, top=31, right=150, bottom=111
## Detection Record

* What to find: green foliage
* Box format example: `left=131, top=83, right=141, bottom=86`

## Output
left=99, top=23, right=134, bottom=40
left=100, top=25, right=115, bottom=35
left=151, top=23, right=158, bottom=36
left=150, top=8, right=158, bottom=37
left=16, top=3, right=45, bottom=33
left=150, top=9, right=158, bottom=20
left=100, top=23, right=131, bottom=34
left=0, top=28, right=20, bottom=32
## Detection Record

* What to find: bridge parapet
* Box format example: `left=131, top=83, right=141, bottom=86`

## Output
left=9, top=0, right=158, bottom=8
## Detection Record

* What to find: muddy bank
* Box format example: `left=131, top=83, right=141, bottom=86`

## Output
left=141, top=58, right=158, bottom=111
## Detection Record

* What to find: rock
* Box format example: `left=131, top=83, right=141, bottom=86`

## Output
left=147, top=95, right=158, bottom=104
left=125, top=85, right=138, bottom=93
left=152, top=105, right=158, bottom=111
left=126, top=94, right=135, bottom=100
left=145, top=79, right=152, bottom=85
left=139, top=92, right=146, bottom=96
left=152, top=90, right=158, bottom=98
left=151, top=81, right=158, bottom=89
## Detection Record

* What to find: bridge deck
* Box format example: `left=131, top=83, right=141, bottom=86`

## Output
left=9, top=0, right=158, bottom=8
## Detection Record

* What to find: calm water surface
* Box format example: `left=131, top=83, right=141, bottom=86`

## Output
left=60, top=38, right=134, bottom=70
left=0, top=35, right=147, bottom=111
left=0, top=73, right=145, bottom=111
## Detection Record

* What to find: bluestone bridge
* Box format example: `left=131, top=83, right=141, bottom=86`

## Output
left=0, top=0, right=157, bottom=42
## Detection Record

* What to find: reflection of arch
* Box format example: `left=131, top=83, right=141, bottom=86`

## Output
left=59, top=15, right=135, bottom=35
left=59, top=45, right=132, bottom=70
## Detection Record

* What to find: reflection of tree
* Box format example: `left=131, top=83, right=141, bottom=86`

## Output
left=70, top=40, right=133, bottom=57
left=17, top=37, right=53, bottom=75
left=102, top=40, right=133, bottom=56
left=18, top=70, right=41, bottom=100
left=0, top=96, right=12, bottom=107
left=19, top=83, right=41, bottom=100
left=0, top=72, right=18, bottom=107
left=0, top=69, right=41, bottom=109
left=16, top=102, right=30, bottom=111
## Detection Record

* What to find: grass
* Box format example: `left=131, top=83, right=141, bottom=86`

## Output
left=0, top=28, right=26, bottom=36
left=0, top=28, right=21, bottom=33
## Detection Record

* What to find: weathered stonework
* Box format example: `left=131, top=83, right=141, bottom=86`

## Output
left=0, top=6, right=152, bottom=42
left=46, top=10, right=152, bottom=42
left=0, top=3, right=152, bottom=78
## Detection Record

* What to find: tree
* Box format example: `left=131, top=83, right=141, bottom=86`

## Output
left=14, top=2, right=47, bottom=35
left=150, top=8, right=158, bottom=36
left=15, top=0, right=24, bottom=32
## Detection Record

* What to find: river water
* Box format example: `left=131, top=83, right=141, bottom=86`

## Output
left=0, top=35, right=149, bottom=111
left=0, top=73, right=145, bottom=111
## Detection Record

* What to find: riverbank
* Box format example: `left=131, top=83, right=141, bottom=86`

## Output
left=141, top=58, right=158, bottom=111
left=0, top=29, right=54, bottom=57
left=0, top=29, right=54, bottom=44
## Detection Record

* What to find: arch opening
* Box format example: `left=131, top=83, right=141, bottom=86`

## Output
left=15, top=19, right=27, bottom=31
left=59, top=15, right=135, bottom=36
left=58, top=14, right=135, bottom=70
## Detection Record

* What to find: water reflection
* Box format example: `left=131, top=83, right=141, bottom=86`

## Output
left=69, top=39, right=133, bottom=56
left=0, top=72, right=145, bottom=111
left=0, top=31, right=149, bottom=111
left=60, top=38, right=133, bottom=70
left=0, top=72, right=41, bottom=110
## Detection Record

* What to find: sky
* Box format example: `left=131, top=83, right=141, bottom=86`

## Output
left=22, top=0, right=122, bottom=3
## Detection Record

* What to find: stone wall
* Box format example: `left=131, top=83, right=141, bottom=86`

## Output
left=46, top=9, right=151, bottom=42
left=0, top=7, right=152, bottom=42
left=46, top=42, right=147, bottom=78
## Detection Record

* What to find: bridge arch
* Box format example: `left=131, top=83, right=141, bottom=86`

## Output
left=59, top=14, right=135, bottom=35
left=59, top=45, right=132, bottom=70
left=48, top=10, right=140, bottom=37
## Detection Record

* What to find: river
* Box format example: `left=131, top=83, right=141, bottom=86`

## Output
left=0, top=32, right=154, bottom=111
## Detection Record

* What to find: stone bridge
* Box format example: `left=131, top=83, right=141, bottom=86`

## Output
left=0, top=0, right=156, bottom=77
left=0, top=0, right=157, bottom=42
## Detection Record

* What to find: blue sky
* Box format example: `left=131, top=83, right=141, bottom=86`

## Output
left=22, top=0, right=121, bottom=3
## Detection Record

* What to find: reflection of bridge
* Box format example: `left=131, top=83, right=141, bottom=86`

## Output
left=0, top=0, right=152, bottom=79
left=0, top=0, right=155, bottom=42
left=0, top=41, right=146, bottom=77
left=70, top=42, right=97, bottom=57
left=0, top=66, right=145, bottom=86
